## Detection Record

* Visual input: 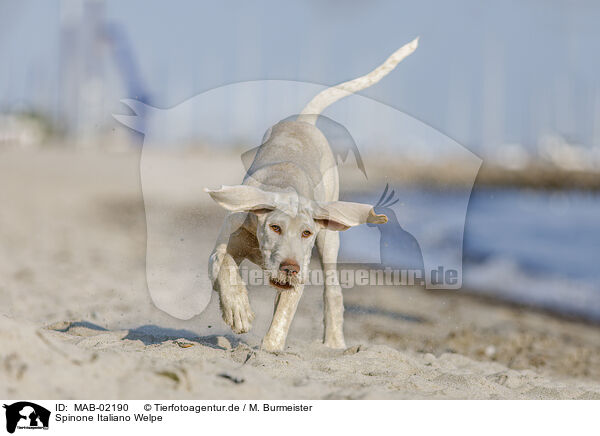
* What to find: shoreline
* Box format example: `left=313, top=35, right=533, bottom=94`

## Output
left=4, top=146, right=600, bottom=191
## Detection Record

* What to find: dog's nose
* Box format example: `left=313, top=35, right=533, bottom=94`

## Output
left=279, top=259, right=300, bottom=275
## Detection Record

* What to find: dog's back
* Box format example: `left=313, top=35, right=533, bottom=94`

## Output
left=243, top=121, right=339, bottom=203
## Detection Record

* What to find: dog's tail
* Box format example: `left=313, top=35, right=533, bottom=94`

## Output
left=297, top=37, right=419, bottom=125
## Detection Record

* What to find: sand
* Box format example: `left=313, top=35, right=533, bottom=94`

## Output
left=1, top=147, right=600, bottom=399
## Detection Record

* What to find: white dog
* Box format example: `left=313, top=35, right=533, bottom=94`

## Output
left=206, top=38, right=419, bottom=352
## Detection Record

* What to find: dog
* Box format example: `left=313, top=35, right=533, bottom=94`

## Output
left=205, top=38, right=419, bottom=352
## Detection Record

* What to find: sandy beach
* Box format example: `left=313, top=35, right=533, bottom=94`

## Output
left=1, top=147, right=600, bottom=399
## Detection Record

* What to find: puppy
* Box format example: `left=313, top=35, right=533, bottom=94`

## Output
left=206, top=38, right=418, bottom=351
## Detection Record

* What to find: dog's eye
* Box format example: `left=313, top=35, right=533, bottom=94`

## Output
left=301, top=230, right=312, bottom=238
left=270, top=224, right=282, bottom=234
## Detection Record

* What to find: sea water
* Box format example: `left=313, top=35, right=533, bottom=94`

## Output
left=341, top=188, right=600, bottom=321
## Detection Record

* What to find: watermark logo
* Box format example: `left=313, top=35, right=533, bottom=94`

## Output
left=114, top=80, right=481, bottom=319
left=3, top=402, right=50, bottom=434
left=231, top=265, right=457, bottom=289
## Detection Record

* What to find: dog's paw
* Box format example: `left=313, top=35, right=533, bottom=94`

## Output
left=260, top=337, right=284, bottom=353
left=219, top=287, right=255, bottom=334
left=323, top=336, right=346, bottom=349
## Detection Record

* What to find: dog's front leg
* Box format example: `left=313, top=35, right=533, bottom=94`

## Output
left=316, top=229, right=346, bottom=349
left=213, top=253, right=254, bottom=334
left=209, top=214, right=255, bottom=334
left=261, top=286, right=304, bottom=352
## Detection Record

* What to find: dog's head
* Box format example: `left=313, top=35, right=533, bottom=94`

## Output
left=205, top=185, right=387, bottom=290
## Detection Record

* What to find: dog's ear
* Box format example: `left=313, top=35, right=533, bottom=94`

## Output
left=313, top=201, right=387, bottom=231
left=204, top=185, right=298, bottom=215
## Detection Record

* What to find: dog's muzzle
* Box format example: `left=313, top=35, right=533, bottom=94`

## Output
left=268, top=260, right=301, bottom=290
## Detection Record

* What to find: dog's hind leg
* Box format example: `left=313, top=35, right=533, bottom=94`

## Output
left=261, top=286, right=304, bottom=352
left=316, top=229, right=346, bottom=349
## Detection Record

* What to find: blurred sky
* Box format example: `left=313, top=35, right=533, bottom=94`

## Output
left=1, top=0, right=600, bottom=155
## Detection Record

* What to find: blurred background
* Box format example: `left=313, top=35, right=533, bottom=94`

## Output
left=3, top=0, right=600, bottom=164
left=1, top=0, right=599, bottom=322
